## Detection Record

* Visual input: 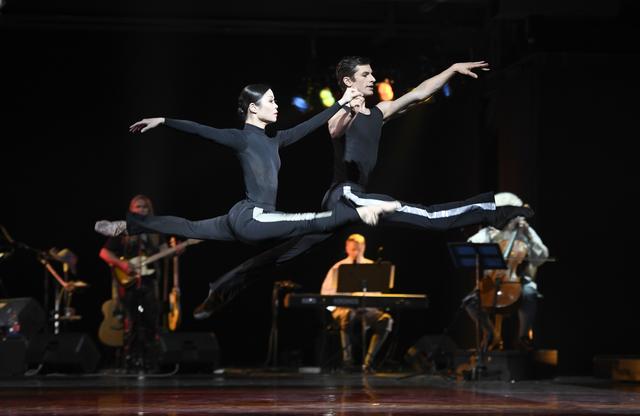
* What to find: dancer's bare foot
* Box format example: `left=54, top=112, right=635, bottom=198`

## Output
left=356, top=201, right=400, bottom=226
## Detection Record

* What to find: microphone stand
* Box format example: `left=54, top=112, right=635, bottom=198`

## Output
left=8, top=238, right=80, bottom=334
left=265, top=280, right=300, bottom=370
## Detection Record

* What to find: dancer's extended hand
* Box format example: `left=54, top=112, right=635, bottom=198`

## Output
left=349, top=96, right=365, bottom=114
left=451, top=61, right=490, bottom=79
left=129, top=117, right=165, bottom=133
left=338, top=87, right=363, bottom=106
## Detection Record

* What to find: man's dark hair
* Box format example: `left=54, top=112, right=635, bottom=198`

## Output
left=335, top=56, right=371, bottom=91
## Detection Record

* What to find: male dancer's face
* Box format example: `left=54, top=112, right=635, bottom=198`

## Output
left=345, top=64, right=376, bottom=97
left=252, top=89, right=279, bottom=123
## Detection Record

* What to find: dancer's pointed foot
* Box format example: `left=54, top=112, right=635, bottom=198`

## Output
left=378, top=200, right=402, bottom=213
left=355, top=201, right=400, bottom=226
left=356, top=206, right=381, bottom=226
left=491, top=206, right=534, bottom=228
left=193, top=286, right=224, bottom=320
left=95, top=220, right=127, bottom=237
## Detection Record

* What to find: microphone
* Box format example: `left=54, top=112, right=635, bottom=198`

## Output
left=376, top=246, right=384, bottom=263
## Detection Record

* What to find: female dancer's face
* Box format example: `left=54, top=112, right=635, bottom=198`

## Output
left=253, top=89, right=279, bottom=123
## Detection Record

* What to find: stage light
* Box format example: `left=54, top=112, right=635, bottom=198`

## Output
left=377, top=78, right=394, bottom=101
left=443, top=82, right=451, bottom=97
left=319, top=88, right=335, bottom=108
left=291, top=96, right=309, bottom=112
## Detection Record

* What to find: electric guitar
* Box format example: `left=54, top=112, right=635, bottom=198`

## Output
left=113, top=238, right=202, bottom=288
left=167, top=237, right=181, bottom=331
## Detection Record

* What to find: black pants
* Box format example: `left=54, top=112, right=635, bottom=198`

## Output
left=122, top=283, right=159, bottom=370
left=204, top=184, right=500, bottom=301
left=126, top=198, right=360, bottom=244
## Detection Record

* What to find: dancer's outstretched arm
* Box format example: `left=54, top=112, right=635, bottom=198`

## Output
left=277, top=87, right=362, bottom=147
left=130, top=117, right=245, bottom=150
left=327, top=95, right=364, bottom=139
left=377, top=61, right=490, bottom=120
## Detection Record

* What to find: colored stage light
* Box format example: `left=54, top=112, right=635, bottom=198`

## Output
left=377, top=79, right=394, bottom=101
left=319, top=88, right=335, bottom=107
left=443, top=82, right=451, bottom=97
left=292, top=96, right=309, bottom=112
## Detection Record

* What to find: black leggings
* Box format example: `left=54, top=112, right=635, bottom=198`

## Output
left=126, top=199, right=360, bottom=244
left=204, top=184, right=501, bottom=301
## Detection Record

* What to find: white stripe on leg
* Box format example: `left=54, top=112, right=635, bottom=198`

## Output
left=252, top=207, right=332, bottom=223
left=342, top=186, right=495, bottom=219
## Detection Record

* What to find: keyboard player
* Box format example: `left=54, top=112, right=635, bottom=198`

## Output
left=320, top=233, right=392, bottom=373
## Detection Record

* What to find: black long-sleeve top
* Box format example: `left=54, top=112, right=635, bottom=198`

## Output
left=164, top=103, right=341, bottom=210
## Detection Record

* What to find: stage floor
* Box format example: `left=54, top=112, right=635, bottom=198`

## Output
left=2, top=370, right=639, bottom=415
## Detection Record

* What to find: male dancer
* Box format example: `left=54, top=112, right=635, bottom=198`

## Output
left=193, top=58, right=532, bottom=319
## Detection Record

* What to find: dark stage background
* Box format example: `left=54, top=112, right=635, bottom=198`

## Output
left=1, top=0, right=639, bottom=374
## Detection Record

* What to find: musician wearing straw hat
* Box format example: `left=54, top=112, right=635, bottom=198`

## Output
left=463, top=192, right=549, bottom=351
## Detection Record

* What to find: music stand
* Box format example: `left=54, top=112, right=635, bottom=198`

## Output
left=336, top=262, right=394, bottom=369
left=447, top=243, right=507, bottom=379
left=337, top=262, right=394, bottom=294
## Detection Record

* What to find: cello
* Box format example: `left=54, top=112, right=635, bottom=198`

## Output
left=479, top=219, right=528, bottom=309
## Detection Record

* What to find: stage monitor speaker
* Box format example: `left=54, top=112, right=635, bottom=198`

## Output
left=0, top=297, right=45, bottom=340
left=405, top=334, right=458, bottom=373
left=158, top=332, right=220, bottom=372
left=27, top=333, right=101, bottom=373
left=0, top=337, right=29, bottom=376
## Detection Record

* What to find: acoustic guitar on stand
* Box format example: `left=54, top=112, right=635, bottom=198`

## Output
left=98, top=276, right=124, bottom=347
left=167, top=237, right=182, bottom=331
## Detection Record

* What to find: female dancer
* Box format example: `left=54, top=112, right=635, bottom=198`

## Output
left=95, top=85, right=400, bottom=242
left=190, top=59, right=533, bottom=320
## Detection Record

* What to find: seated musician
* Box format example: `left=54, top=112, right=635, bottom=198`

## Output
left=463, top=192, right=549, bottom=351
left=320, top=233, right=393, bottom=373
left=99, top=194, right=167, bottom=372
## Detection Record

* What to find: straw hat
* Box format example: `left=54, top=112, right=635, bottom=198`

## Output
left=495, top=192, right=523, bottom=207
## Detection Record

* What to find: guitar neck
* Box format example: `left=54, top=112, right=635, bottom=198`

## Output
left=173, top=252, right=179, bottom=287
left=143, top=239, right=202, bottom=265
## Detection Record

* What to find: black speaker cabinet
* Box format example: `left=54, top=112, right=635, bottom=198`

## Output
left=0, top=297, right=45, bottom=340
left=0, top=337, right=29, bottom=377
left=27, top=333, right=101, bottom=373
left=158, top=332, right=220, bottom=372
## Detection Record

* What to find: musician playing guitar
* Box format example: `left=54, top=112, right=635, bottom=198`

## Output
left=463, top=192, right=549, bottom=352
left=99, top=195, right=175, bottom=373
